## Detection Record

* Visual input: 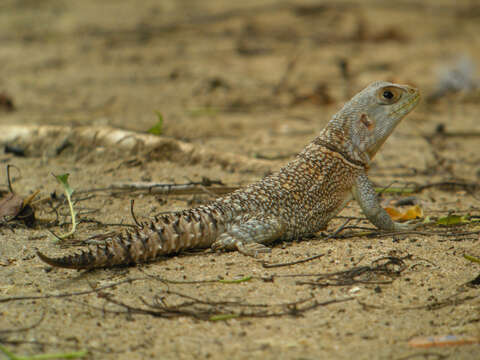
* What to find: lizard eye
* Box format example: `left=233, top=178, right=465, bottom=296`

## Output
left=383, top=90, right=394, bottom=99
left=376, top=86, right=402, bottom=104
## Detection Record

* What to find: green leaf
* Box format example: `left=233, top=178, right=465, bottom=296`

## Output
left=148, top=111, right=163, bottom=135
left=436, top=214, right=470, bottom=226
left=375, top=187, right=415, bottom=194
left=209, top=314, right=239, bottom=321
left=464, top=254, right=480, bottom=264
left=0, top=345, right=87, bottom=360
left=218, top=275, right=252, bottom=284
left=55, top=173, right=73, bottom=197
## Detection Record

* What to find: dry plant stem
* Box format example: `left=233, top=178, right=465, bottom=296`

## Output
left=294, top=256, right=407, bottom=286
left=101, top=291, right=354, bottom=320
left=6, top=164, right=19, bottom=193
left=129, top=200, right=142, bottom=228
left=0, top=313, right=45, bottom=335
left=397, top=352, right=448, bottom=360
left=332, top=228, right=480, bottom=240
left=0, top=275, right=255, bottom=304
left=0, top=278, right=144, bottom=303
left=77, top=183, right=239, bottom=196
left=371, top=181, right=479, bottom=195
left=262, top=253, right=325, bottom=269
left=415, top=181, right=479, bottom=193
left=401, top=289, right=477, bottom=311
left=0, top=125, right=271, bottom=172
left=267, top=256, right=407, bottom=279
left=354, top=286, right=477, bottom=312
left=0, top=345, right=86, bottom=360
left=66, top=290, right=354, bottom=321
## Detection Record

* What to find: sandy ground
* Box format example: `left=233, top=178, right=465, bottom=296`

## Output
left=0, top=0, right=479, bottom=359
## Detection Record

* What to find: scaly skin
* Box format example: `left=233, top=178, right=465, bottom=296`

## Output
left=37, top=81, right=420, bottom=269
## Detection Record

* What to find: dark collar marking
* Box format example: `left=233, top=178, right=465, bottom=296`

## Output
left=313, top=138, right=367, bottom=168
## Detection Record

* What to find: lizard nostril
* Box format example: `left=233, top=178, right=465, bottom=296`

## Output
left=407, top=87, right=418, bottom=95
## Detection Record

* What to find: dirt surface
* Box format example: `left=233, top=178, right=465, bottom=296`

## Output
left=1, top=1, right=480, bottom=359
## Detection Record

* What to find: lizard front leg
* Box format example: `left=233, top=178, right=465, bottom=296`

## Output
left=353, top=172, right=411, bottom=231
left=211, top=217, right=285, bottom=257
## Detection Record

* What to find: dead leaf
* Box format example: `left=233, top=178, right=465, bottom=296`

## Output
left=0, top=190, right=37, bottom=227
left=0, top=192, right=24, bottom=220
left=385, top=204, right=423, bottom=221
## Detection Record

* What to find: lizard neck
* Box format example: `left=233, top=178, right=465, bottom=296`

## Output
left=318, top=116, right=371, bottom=167
left=312, top=137, right=367, bottom=168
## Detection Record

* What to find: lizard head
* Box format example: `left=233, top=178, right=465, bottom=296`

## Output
left=326, top=81, right=420, bottom=165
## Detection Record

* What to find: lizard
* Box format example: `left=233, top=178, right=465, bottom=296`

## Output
left=37, top=81, right=420, bottom=270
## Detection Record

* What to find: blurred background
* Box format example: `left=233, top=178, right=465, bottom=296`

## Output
left=0, top=0, right=479, bottom=152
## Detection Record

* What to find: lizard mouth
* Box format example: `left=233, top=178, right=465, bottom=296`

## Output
left=390, top=91, right=420, bottom=117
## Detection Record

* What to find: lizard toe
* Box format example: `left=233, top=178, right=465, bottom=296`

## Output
left=235, top=242, right=271, bottom=258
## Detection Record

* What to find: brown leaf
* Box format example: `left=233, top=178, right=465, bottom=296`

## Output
left=0, top=191, right=37, bottom=227
left=0, top=192, right=23, bottom=219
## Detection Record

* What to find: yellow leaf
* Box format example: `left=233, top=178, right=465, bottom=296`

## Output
left=437, top=214, right=470, bottom=226
left=385, top=204, right=423, bottom=221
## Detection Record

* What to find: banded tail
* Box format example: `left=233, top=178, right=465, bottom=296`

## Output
left=37, top=206, right=226, bottom=269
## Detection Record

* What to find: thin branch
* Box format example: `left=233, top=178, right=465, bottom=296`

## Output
left=0, top=278, right=144, bottom=303
left=129, top=200, right=143, bottom=228
left=0, top=312, right=45, bottom=335
left=98, top=291, right=354, bottom=320
left=261, top=253, right=325, bottom=268
left=6, top=164, right=19, bottom=193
